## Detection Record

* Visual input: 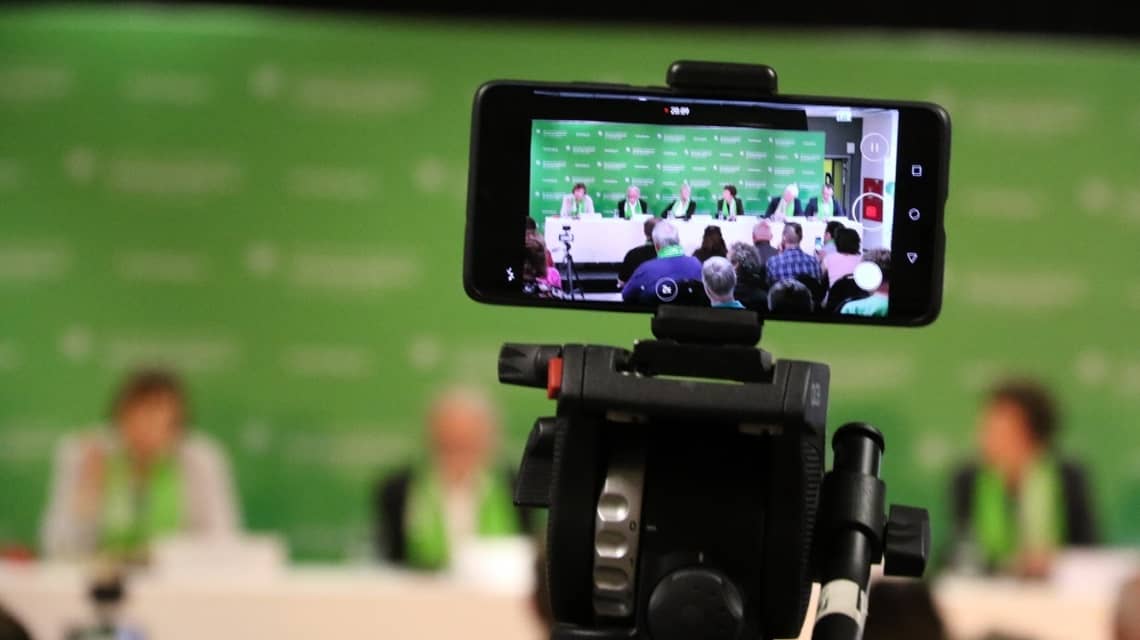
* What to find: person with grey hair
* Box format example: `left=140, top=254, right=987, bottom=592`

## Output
left=701, top=256, right=744, bottom=309
left=1117, top=574, right=1140, bottom=640
left=763, top=183, right=803, bottom=219
left=752, top=220, right=779, bottom=266
left=616, top=185, right=648, bottom=219
left=728, top=242, right=768, bottom=311
left=621, top=221, right=702, bottom=304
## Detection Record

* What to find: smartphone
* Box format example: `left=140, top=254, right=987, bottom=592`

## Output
left=465, top=80, right=949, bottom=326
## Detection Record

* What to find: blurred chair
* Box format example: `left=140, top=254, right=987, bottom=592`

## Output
left=822, top=274, right=870, bottom=313
left=794, top=273, right=826, bottom=311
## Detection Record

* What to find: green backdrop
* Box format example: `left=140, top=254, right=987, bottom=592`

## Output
left=1, top=6, right=1138, bottom=561
left=530, top=119, right=824, bottom=224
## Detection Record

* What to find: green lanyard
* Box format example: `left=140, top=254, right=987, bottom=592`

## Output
left=574, top=199, right=582, bottom=214
left=628, top=199, right=639, bottom=215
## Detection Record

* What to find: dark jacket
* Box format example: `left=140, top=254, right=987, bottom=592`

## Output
left=734, top=263, right=769, bottom=311
left=660, top=199, right=696, bottom=220
left=754, top=243, right=779, bottom=266
left=763, top=196, right=803, bottom=218
left=617, top=198, right=650, bottom=219
left=619, top=243, right=657, bottom=283
left=804, top=197, right=848, bottom=219
left=716, top=197, right=745, bottom=219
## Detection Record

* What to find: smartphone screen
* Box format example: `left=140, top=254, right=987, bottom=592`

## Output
left=465, top=82, right=949, bottom=326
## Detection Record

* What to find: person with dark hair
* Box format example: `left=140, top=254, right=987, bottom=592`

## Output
left=525, top=217, right=554, bottom=269
left=523, top=235, right=561, bottom=296
left=559, top=182, right=594, bottom=217
left=840, top=248, right=890, bottom=317
left=616, top=185, right=648, bottom=219
left=660, top=183, right=696, bottom=220
left=41, top=369, right=239, bottom=561
left=862, top=580, right=948, bottom=640
left=767, top=279, right=814, bottom=313
left=822, top=227, right=862, bottom=287
left=716, top=184, right=744, bottom=220
left=819, top=220, right=846, bottom=258
left=804, top=182, right=848, bottom=219
left=949, top=378, right=1098, bottom=578
left=764, top=222, right=823, bottom=288
left=692, top=225, right=728, bottom=263
left=728, top=242, right=768, bottom=311
left=618, top=218, right=658, bottom=286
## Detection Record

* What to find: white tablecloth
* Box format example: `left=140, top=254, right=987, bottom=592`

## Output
left=543, top=215, right=863, bottom=264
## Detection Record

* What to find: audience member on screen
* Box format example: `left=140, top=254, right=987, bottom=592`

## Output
left=728, top=242, right=768, bottom=311
left=767, top=279, right=813, bottom=313
left=621, top=221, right=703, bottom=304
left=839, top=249, right=890, bottom=317
left=0, top=603, right=31, bottom=640
left=660, top=183, right=696, bottom=220
left=822, top=227, right=863, bottom=288
left=701, top=257, right=744, bottom=309
left=1117, top=574, right=1140, bottom=640
left=692, top=225, right=728, bottom=263
left=617, top=185, right=648, bottom=219
left=525, top=216, right=553, bottom=268
left=375, top=387, right=532, bottom=571
left=819, top=220, right=845, bottom=258
left=41, top=369, right=240, bottom=562
left=765, top=222, right=823, bottom=288
left=804, top=182, right=848, bottom=219
left=716, top=184, right=744, bottom=220
left=763, top=183, right=803, bottom=219
left=618, top=218, right=658, bottom=286
left=523, top=235, right=561, bottom=296
left=862, top=579, right=948, bottom=640
left=948, top=379, right=1098, bottom=579
left=751, top=221, right=779, bottom=266
left=559, top=182, right=594, bottom=217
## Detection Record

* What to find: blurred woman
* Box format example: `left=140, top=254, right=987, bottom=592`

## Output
left=692, top=225, right=728, bottom=263
left=522, top=235, right=561, bottom=297
left=41, top=370, right=239, bottom=562
left=822, top=227, right=862, bottom=288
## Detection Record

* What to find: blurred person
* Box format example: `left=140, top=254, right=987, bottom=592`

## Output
left=375, top=386, right=531, bottom=571
left=0, top=603, right=31, bottom=640
left=767, top=279, right=814, bottom=313
left=840, top=249, right=890, bottom=317
left=618, top=218, right=658, bottom=286
left=523, top=235, right=561, bottom=297
left=41, top=369, right=240, bottom=562
left=822, top=227, right=863, bottom=287
left=660, top=183, right=696, bottom=220
left=622, top=221, right=702, bottom=304
left=804, top=182, right=848, bottom=219
left=559, top=182, right=594, bottom=217
left=525, top=216, right=553, bottom=269
left=763, top=183, right=803, bottom=219
left=1117, top=574, right=1140, bottom=640
left=616, top=185, right=648, bottom=219
left=692, top=225, right=728, bottom=263
left=862, top=580, right=948, bottom=640
left=818, top=220, right=845, bottom=258
left=950, top=379, right=1098, bottom=578
left=716, top=184, right=744, bottom=220
left=728, top=242, right=768, bottom=311
left=701, top=256, right=744, bottom=309
left=765, top=222, right=823, bottom=288
left=752, top=221, right=779, bottom=265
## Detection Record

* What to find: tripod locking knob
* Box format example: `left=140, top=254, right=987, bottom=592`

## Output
left=499, top=343, right=563, bottom=388
left=514, top=417, right=560, bottom=508
left=883, top=504, right=931, bottom=578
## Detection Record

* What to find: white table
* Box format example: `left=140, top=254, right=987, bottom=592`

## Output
left=543, top=214, right=863, bottom=264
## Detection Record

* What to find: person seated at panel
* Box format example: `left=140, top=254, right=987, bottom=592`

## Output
left=523, top=235, right=561, bottom=297
left=700, top=256, right=745, bottom=309
left=763, top=183, right=803, bottom=219
left=41, top=369, right=241, bottom=563
left=948, top=379, right=1098, bottom=579
left=715, top=184, right=744, bottom=220
left=618, top=218, right=658, bottom=287
left=621, top=221, right=703, bottom=304
left=692, top=225, right=728, bottom=263
left=559, top=182, right=594, bottom=217
left=375, top=386, right=533, bottom=571
left=617, top=185, right=649, bottom=219
left=525, top=216, right=554, bottom=268
left=839, top=249, right=890, bottom=317
left=804, top=182, right=848, bottom=219
left=728, top=242, right=768, bottom=311
left=767, top=279, right=814, bottom=313
left=818, top=220, right=845, bottom=258
left=822, top=227, right=863, bottom=288
left=765, top=222, right=824, bottom=289
left=660, top=183, right=696, bottom=220
left=751, top=221, right=779, bottom=266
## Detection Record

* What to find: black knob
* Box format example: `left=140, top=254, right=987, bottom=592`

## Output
left=883, top=504, right=931, bottom=578
left=498, top=343, right=562, bottom=388
left=514, top=417, right=560, bottom=508
left=648, top=568, right=744, bottom=640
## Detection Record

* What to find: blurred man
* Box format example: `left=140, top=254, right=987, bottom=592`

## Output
left=701, top=256, right=744, bottom=309
left=1117, top=574, right=1140, bottom=640
left=375, top=386, right=529, bottom=570
left=618, top=218, right=658, bottom=286
left=765, top=222, right=823, bottom=288
left=660, top=183, right=696, bottom=220
left=767, top=279, right=814, bottom=313
left=727, top=242, right=768, bottom=311
left=716, top=184, right=744, bottom=220
left=559, top=182, right=594, bottom=217
left=41, top=369, right=240, bottom=562
left=840, top=249, right=890, bottom=317
left=804, top=182, right=847, bottom=219
left=617, top=185, right=648, bottom=219
left=621, top=221, right=702, bottom=304
left=752, top=220, right=779, bottom=265
left=950, top=379, right=1098, bottom=578
left=763, top=183, right=803, bottom=219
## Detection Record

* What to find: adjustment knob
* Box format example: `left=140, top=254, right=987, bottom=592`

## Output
left=647, top=568, right=744, bottom=640
left=513, top=417, right=560, bottom=508
left=498, top=344, right=562, bottom=388
left=883, top=504, right=931, bottom=578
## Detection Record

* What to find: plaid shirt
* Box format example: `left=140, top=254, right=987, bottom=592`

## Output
left=765, top=248, right=824, bottom=287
